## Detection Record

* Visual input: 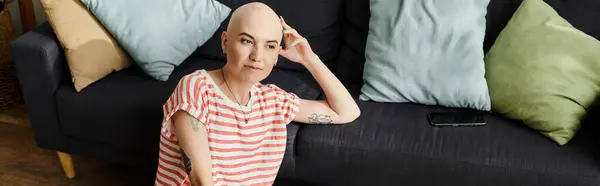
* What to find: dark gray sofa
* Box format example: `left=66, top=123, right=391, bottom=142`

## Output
left=11, top=0, right=600, bottom=185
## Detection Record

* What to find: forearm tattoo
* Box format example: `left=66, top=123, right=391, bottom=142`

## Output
left=190, top=116, right=200, bottom=132
left=308, top=113, right=333, bottom=124
left=181, top=148, right=192, bottom=174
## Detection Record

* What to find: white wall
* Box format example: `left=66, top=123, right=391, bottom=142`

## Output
left=7, top=0, right=48, bottom=35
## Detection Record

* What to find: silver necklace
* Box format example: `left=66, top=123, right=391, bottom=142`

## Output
left=221, top=69, right=249, bottom=124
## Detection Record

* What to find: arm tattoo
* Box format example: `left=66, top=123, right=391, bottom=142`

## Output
left=181, top=148, right=192, bottom=174
left=308, top=113, right=333, bottom=124
left=190, top=116, right=200, bottom=132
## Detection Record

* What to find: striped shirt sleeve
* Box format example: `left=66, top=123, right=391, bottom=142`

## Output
left=265, top=84, right=301, bottom=124
left=161, top=73, right=210, bottom=141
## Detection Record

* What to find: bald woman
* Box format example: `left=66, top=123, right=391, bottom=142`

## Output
left=155, top=2, right=360, bottom=186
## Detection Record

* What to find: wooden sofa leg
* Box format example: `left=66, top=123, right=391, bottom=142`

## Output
left=57, top=151, right=75, bottom=179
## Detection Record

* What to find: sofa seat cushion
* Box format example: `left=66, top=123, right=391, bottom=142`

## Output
left=295, top=102, right=600, bottom=186
left=55, top=57, right=321, bottom=155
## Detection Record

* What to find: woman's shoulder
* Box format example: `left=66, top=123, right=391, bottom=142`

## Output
left=176, top=69, right=213, bottom=92
left=255, top=83, right=287, bottom=94
left=181, top=69, right=209, bottom=81
left=254, top=84, right=299, bottom=101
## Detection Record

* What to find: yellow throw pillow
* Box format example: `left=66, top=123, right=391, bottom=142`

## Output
left=40, top=0, right=130, bottom=91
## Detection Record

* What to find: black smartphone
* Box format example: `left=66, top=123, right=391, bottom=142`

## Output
left=428, top=111, right=487, bottom=127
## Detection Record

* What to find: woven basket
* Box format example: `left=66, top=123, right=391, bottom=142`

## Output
left=0, top=1, right=22, bottom=111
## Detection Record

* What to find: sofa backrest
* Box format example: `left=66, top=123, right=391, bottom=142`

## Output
left=194, top=0, right=344, bottom=71
left=335, top=0, right=600, bottom=83
left=193, top=0, right=599, bottom=83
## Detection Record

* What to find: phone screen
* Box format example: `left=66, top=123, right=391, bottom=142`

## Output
left=428, top=112, right=487, bottom=126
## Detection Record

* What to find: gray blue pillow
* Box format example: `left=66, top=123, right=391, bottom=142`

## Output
left=360, top=0, right=491, bottom=111
left=81, top=0, right=231, bottom=81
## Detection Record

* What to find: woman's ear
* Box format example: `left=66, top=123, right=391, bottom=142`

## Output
left=221, top=31, right=228, bottom=54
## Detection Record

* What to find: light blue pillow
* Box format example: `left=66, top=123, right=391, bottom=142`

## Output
left=359, top=0, right=491, bottom=111
left=80, top=0, right=231, bottom=81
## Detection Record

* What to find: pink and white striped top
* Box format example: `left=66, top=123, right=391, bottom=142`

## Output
left=154, top=69, right=300, bottom=186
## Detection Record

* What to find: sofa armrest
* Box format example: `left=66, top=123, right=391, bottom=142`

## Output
left=12, top=22, right=70, bottom=151
left=13, top=23, right=69, bottom=91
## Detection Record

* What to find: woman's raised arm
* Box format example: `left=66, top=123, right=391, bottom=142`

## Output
left=278, top=16, right=360, bottom=124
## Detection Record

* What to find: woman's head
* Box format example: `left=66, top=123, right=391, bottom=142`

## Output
left=221, top=2, right=283, bottom=83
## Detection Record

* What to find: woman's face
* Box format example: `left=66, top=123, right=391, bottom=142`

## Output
left=221, top=11, right=283, bottom=83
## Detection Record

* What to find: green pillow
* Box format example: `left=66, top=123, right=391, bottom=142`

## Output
left=81, top=0, right=231, bottom=81
left=484, top=0, right=600, bottom=145
left=360, top=0, right=492, bottom=111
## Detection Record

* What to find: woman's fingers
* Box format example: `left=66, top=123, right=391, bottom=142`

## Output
left=289, top=37, right=307, bottom=47
left=281, top=16, right=302, bottom=38
left=280, top=16, right=307, bottom=48
left=280, top=16, right=291, bottom=29
left=283, top=29, right=302, bottom=38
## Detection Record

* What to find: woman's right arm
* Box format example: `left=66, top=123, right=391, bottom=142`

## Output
left=173, top=111, right=213, bottom=186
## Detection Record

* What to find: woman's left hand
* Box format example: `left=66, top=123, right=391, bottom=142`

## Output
left=278, top=16, right=318, bottom=65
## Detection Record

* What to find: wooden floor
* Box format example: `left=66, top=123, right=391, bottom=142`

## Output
left=0, top=104, right=161, bottom=186
left=0, top=104, right=307, bottom=186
